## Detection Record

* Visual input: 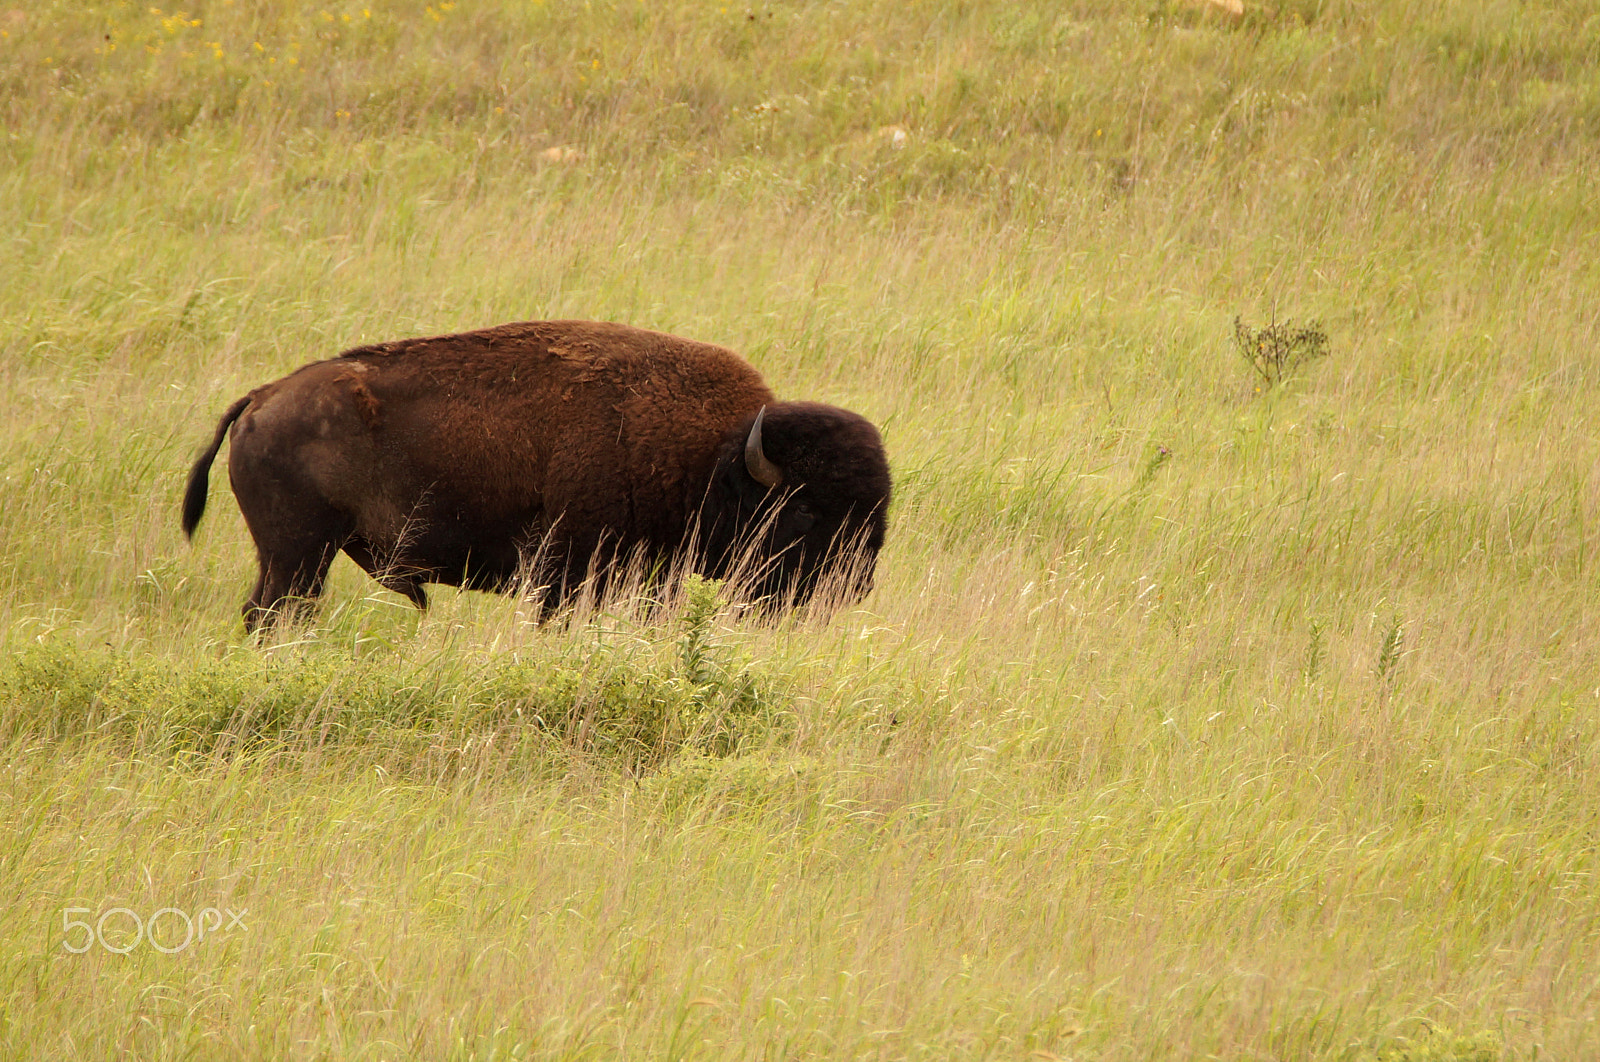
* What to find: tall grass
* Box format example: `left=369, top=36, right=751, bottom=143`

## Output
left=2, top=1, right=1598, bottom=1058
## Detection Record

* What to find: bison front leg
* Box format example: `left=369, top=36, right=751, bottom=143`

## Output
left=341, top=537, right=430, bottom=610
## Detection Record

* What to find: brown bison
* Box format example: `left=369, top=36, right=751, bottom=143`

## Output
left=181, top=320, right=891, bottom=631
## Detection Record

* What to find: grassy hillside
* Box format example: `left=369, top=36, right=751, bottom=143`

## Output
left=3, top=1, right=1598, bottom=1058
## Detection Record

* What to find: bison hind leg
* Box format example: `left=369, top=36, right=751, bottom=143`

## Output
left=243, top=542, right=341, bottom=634
left=342, top=538, right=430, bottom=610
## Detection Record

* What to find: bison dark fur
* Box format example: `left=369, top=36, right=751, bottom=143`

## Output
left=182, top=320, right=891, bottom=632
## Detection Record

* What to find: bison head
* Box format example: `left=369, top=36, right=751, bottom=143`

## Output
left=701, top=401, right=891, bottom=609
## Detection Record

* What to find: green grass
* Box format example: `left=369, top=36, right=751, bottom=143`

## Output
left=3, top=1, right=1599, bottom=1058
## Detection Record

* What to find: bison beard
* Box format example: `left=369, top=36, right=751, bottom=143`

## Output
left=181, top=320, right=891, bottom=632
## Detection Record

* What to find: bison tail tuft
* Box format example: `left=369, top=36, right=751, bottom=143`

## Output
left=182, top=395, right=251, bottom=539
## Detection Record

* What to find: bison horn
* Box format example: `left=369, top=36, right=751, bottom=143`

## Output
left=744, top=406, right=783, bottom=488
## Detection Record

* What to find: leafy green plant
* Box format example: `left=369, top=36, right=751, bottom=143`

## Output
left=678, top=573, right=723, bottom=690
left=1304, top=619, right=1327, bottom=684
left=1376, top=613, right=1405, bottom=686
left=672, top=575, right=790, bottom=758
left=1134, top=443, right=1173, bottom=491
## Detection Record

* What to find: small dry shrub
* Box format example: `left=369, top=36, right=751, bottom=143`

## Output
left=1234, top=314, right=1329, bottom=389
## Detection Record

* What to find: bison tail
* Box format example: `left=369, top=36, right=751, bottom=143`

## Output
left=181, top=395, right=251, bottom=539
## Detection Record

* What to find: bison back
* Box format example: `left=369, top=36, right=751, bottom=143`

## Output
left=230, top=320, right=776, bottom=582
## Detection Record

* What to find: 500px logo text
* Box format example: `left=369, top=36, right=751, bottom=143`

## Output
left=61, top=907, right=248, bottom=954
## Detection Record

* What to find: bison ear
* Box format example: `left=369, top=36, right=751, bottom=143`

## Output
left=744, top=406, right=784, bottom=489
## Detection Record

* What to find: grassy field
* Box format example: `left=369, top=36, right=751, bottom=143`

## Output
left=3, top=1, right=1599, bottom=1058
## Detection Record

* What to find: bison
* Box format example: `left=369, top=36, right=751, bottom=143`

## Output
left=181, top=319, right=891, bottom=631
